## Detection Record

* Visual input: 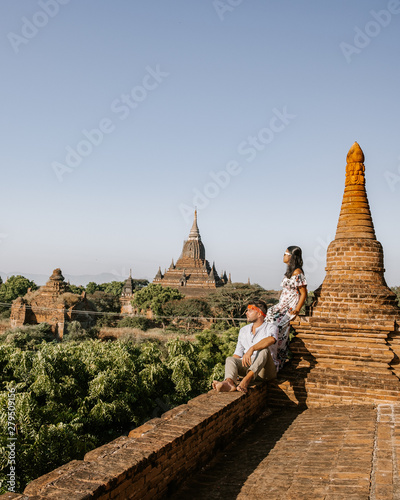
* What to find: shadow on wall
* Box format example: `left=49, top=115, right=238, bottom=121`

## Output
left=267, top=334, right=318, bottom=408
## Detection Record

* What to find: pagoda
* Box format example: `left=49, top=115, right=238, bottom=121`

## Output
left=153, top=211, right=227, bottom=297
left=120, top=269, right=136, bottom=314
left=270, top=143, right=400, bottom=406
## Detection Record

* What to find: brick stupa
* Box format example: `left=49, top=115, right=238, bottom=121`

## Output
left=271, top=143, right=400, bottom=406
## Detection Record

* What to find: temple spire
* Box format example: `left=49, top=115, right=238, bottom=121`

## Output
left=335, top=142, right=375, bottom=240
left=188, top=210, right=201, bottom=241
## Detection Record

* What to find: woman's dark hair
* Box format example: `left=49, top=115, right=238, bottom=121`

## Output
left=284, top=246, right=304, bottom=278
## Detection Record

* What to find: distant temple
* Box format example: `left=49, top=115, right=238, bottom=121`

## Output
left=120, top=270, right=136, bottom=314
left=10, top=268, right=95, bottom=339
left=153, top=211, right=229, bottom=297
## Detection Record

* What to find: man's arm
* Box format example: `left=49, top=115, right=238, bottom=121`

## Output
left=233, top=329, right=245, bottom=359
left=242, top=336, right=276, bottom=368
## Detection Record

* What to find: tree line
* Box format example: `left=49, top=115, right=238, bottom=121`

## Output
left=0, top=275, right=280, bottom=332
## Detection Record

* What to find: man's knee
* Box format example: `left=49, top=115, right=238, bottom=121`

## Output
left=225, top=356, right=237, bottom=367
left=251, top=349, right=276, bottom=380
left=225, top=356, right=240, bottom=380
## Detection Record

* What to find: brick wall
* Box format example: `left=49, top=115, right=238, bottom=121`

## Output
left=0, top=384, right=268, bottom=499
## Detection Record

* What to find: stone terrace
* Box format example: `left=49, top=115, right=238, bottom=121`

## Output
left=172, top=403, right=400, bottom=500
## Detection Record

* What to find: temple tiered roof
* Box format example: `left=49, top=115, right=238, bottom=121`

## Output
left=153, top=211, right=227, bottom=296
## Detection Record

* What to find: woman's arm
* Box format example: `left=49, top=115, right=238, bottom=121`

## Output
left=290, top=268, right=307, bottom=317
left=291, top=285, right=307, bottom=316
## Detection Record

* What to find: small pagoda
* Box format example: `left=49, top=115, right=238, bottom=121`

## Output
left=271, top=143, right=400, bottom=406
left=120, top=270, right=136, bottom=314
left=153, top=211, right=228, bottom=297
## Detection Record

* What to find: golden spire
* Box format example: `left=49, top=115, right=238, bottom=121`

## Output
left=335, top=142, right=376, bottom=239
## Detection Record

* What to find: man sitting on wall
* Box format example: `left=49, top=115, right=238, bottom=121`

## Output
left=212, top=300, right=277, bottom=393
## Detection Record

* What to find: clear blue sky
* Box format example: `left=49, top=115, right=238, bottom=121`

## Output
left=0, top=0, right=399, bottom=290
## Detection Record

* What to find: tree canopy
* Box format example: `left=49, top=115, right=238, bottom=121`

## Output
left=132, top=284, right=184, bottom=316
left=0, top=275, right=38, bottom=303
left=163, top=298, right=211, bottom=331
left=207, top=283, right=278, bottom=326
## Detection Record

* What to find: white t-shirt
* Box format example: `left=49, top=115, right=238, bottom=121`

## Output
left=233, top=322, right=278, bottom=363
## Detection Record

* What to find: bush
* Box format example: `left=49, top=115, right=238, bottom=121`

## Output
left=116, top=316, right=152, bottom=331
left=0, top=307, right=11, bottom=319
left=63, top=321, right=94, bottom=342
left=0, top=323, right=55, bottom=349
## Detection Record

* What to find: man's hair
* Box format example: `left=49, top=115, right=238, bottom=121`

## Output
left=247, top=300, right=268, bottom=316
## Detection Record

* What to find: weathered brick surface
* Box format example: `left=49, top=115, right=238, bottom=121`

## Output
left=172, top=404, right=400, bottom=500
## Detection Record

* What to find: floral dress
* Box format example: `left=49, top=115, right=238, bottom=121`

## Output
left=266, top=273, right=307, bottom=371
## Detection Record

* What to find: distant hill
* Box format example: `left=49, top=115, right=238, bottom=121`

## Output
left=0, top=271, right=149, bottom=287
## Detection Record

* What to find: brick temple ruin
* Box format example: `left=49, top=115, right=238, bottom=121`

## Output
left=271, top=142, right=400, bottom=406
left=153, top=210, right=230, bottom=297
left=10, top=268, right=95, bottom=338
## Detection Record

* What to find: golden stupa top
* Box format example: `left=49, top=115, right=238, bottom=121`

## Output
left=335, top=142, right=375, bottom=240
left=345, top=141, right=365, bottom=187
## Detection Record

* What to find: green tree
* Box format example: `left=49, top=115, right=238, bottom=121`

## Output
left=132, top=279, right=149, bottom=289
left=87, top=291, right=121, bottom=327
left=0, top=275, right=38, bottom=303
left=68, top=284, right=86, bottom=295
left=207, top=283, right=269, bottom=326
left=163, top=298, right=211, bottom=331
left=86, top=282, right=100, bottom=295
left=102, top=281, right=124, bottom=297
left=132, top=284, right=184, bottom=321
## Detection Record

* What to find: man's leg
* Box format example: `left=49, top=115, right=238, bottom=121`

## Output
left=237, top=349, right=271, bottom=393
left=256, top=349, right=277, bottom=381
left=213, top=356, right=244, bottom=392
